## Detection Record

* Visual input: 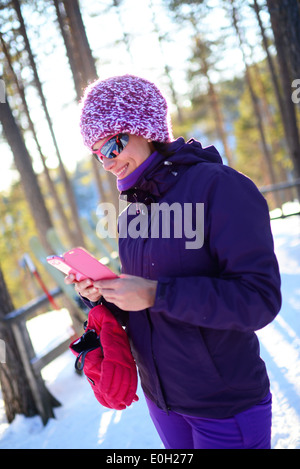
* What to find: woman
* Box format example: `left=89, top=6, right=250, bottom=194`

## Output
left=66, top=74, right=281, bottom=449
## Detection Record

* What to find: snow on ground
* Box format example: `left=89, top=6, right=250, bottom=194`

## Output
left=0, top=214, right=299, bottom=449
left=257, top=213, right=300, bottom=449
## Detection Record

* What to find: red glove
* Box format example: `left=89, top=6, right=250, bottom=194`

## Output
left=70, top=305, right=138, bottom=410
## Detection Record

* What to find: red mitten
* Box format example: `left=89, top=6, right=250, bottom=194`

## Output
left=97, top=309, right=139, bottom=409
left=70, top=305, right=138, bottom=410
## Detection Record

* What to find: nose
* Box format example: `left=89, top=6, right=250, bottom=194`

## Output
left=102, top=157, right=116, bottom=172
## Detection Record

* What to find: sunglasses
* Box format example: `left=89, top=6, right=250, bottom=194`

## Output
left=92, top=133, right=129, bottom=163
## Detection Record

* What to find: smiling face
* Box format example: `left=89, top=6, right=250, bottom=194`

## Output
left=92, top=134, right=154, bottom=179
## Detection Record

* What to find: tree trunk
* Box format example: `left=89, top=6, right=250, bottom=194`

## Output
left=12, top=0, right=86, bottom=246
left=230, top=0, right=282, bottom=207
left=61, top=0, right=98, bottom=85
left=0, top=267, right=60, bottom=425
left=0, top=31, right=76, bottom=246
left=54, top=0, right=119, bottom=210
left=52, top=0, right=87, bottom=100
left=0, top=270, right=33, bottom=421
left=252, top=0, right=298, bottom=201
left=0, top=268, right=36, bottom=422
left=187, top=10, right=235, bottom=168
left=249, top=55, right=290, bottom=203
left=0, top=99, right=54, bottom=253
left=149, top=0, right=184, bottom=124
left=201, top=53, right=234, bottom=167
left=266, top=0, right=300, bottom=180
left=252, top=1, right=289, bottom=144
left=280, top=0, right=300, bottom=81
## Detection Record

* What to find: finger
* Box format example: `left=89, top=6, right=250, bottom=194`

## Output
left=74, top=283, right=96, bottom=296
left=100, top=285, right=121, bottom=299
left=64, top=274, right=76, bottom=284
left=94, top=278, right=120, bottom=290
left=77, top=278, right=93, bottom=289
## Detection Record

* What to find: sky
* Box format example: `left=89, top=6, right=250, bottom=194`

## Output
left=0, top=0, right=264, bottom=193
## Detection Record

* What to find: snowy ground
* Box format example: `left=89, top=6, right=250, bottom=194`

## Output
left=0, top=213, right=299, bottom=449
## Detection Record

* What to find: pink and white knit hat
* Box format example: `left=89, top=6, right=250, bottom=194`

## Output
left=79, top=74, right=173, bottom=151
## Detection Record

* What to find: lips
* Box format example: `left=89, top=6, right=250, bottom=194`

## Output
left=115, top=163, right=129, bottom=179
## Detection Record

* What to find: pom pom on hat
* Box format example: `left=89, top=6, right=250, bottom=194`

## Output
left=79, top=74, right=173, bottom=151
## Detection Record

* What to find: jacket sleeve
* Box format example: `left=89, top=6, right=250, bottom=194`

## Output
left=150, top=169, right=282, bottom=332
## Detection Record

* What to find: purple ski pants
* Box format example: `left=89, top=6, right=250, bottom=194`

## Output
left=145, top=392, right=272, bottom=449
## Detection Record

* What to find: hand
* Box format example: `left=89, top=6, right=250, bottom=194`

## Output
left=94, top=274, right=158, bottom=311
left=64, top=274, right=102, bottom=303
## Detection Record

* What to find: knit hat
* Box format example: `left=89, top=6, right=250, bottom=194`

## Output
left=79, top=74, right=173, bottom=151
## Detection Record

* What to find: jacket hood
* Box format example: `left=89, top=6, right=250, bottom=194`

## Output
left=183, top=138, right=223, bottom=165
left=120, top=137, right=223, bottom=203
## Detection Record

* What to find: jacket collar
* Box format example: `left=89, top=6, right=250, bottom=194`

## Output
left=120, top=137, right=222, bottom=204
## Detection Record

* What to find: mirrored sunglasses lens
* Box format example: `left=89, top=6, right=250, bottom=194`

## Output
left=101, top=134, right=129, bottom=159
left=119, top=133, right=129, bottom=147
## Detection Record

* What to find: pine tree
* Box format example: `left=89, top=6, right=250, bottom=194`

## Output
left=266, top=0, right=300, bottom=179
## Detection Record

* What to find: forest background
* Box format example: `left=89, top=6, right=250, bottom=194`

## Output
left=0, top=0, right=300, bottom=315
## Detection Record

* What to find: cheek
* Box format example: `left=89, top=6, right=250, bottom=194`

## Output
left=135, top=145, right=152, bottom=166
left=123, top=140, right=151, bottom=168
left=125, top=153, right=143, bottom=169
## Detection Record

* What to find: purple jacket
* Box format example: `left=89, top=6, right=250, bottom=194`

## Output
left=85, top=137, right=281, bottom=418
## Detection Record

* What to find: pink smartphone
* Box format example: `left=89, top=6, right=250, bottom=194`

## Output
left=46, top=247, right=118, bottom=282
